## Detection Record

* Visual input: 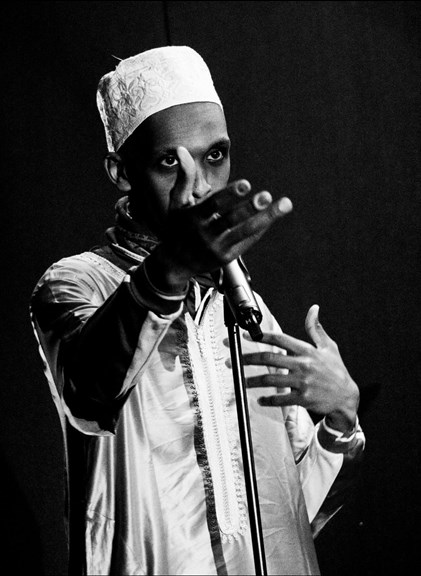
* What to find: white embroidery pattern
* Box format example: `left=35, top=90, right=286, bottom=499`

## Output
left=97, top=47, right=222, bottom=151
left=187, top=296, right=248, bottom=542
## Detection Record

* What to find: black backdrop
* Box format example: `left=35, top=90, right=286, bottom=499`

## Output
left=2, top=2, right=420, bottom=575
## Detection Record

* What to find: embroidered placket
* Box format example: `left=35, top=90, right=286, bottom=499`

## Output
left=187, top=301, right=247, bottom=542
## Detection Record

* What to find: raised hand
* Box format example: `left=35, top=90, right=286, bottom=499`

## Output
left=243, top=305, right=360, bottom=433
left=147, top=146, right=293, bottom=292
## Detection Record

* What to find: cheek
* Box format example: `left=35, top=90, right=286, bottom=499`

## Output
left=209, top=161, right=231, bottom=190
left=129, top=171, right=174, bottom=228
left=144, top=170, right=174, bottom=205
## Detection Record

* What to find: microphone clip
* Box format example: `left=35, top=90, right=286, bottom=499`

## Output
left=213, top=258, right=263, bottom=341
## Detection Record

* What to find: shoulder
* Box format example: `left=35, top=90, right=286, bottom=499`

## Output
left=31, top=251, right=127, bottom=308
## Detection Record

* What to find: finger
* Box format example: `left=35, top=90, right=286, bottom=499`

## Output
left=196, top=179, right=252, bottom=218
left=224, top=196, right=293, bottom=249
left=257, top=391, right=301, bottom=407
left=304, top=304, right=331, bottom=348
left=246, top=373, right=296, bottom=388
left=244, top=330, right=313, bottom=356
left=242, top=351, right=297, bottom=370
left=170, top=146, right=197, bottom=209
left=209, top=190, right=273, bottom=233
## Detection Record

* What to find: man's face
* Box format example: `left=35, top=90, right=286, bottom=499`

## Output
left=122, top=101, right=231, bottom=235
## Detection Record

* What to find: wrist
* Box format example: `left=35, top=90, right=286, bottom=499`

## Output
left=325, top=376, right=360, bottom=434
left=325, top=411, right=357, bottom=435
left=145, top=246, right=192, bottom=295
left=318, top=415, right=361, bottom=453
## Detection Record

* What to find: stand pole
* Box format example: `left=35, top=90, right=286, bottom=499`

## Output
left=224, top=300, right=267, bottom=576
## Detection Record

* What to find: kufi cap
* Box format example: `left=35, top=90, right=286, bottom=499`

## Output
left=97, top=45, right=223, bottom=152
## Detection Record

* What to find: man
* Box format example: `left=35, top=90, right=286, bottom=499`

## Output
left=31, top=46, right=364, bottom=575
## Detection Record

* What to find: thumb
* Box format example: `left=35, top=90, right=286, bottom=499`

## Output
left=170, top=146, right=196, bottom=209
left=305, top=304, right=330, bottom=348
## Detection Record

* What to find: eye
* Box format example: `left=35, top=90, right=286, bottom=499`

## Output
left=206, top=148, right=226, bottom=164
left=159, top=155, right=179, bottom=169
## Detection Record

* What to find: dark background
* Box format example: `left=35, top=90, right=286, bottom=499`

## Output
left=2, top=1, right=420, bottom=574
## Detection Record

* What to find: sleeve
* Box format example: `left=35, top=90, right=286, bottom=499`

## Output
left=252, top=293, right=365, bottom=537
left=284, top=405, right=365, bottom=537
left=30, top=253, right=186, bottom=436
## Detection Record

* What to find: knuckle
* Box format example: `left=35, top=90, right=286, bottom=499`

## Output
left=301, top=373, right=312, bottom=387
left=262, top=351, right=274, bottom=364
left=330, top=338, right=339, bottom=350
left=300, top=357, right=312, bottom=373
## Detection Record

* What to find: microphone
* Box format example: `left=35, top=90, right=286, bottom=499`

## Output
left=214, top=259, right=263, bottom=341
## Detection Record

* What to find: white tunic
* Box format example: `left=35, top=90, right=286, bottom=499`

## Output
left=31, top=250, right=364, bottom=575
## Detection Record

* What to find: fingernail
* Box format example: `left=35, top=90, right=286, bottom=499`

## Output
left=176, top=145, right=187, bottom=158
left=277, top=197, right=293, bottom=214
left=257, top=397, right=267, bottom=406
left=253, top=191, right=272, bottom=210
left=235, top=180, right=251, bottom=195
left=177, top=146, right=194, bottom=166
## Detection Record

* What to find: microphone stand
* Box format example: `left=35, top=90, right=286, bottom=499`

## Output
left=217, top=261, right=267, bottom=576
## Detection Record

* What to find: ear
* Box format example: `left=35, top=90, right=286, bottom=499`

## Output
left=104, top=153, right=131, bottom=192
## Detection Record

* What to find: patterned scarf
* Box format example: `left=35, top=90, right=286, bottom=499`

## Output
left=105, top=196, right=160, bottom=257
left=105, top=196, right=215, bottom=308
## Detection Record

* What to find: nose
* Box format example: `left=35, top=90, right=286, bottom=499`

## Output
left=193, top=165, right=211, bottom=199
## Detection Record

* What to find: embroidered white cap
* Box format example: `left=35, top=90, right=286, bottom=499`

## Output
left=96, top=45, right=223, bottom=152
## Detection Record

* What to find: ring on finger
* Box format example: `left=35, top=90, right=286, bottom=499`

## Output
left=209, top=211, right=222, bottom=222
